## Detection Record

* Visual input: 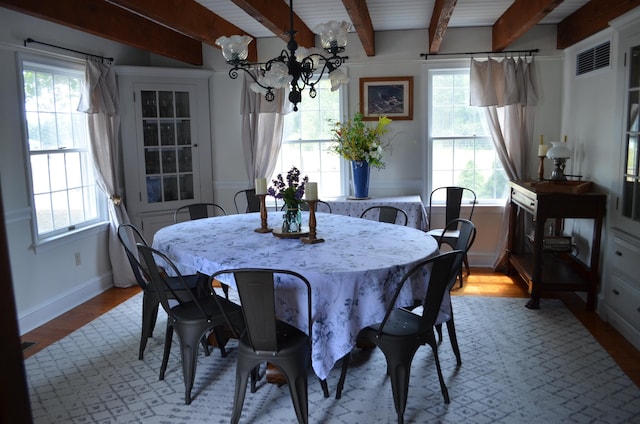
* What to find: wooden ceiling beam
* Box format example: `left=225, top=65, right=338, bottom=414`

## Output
left=230, top=0, right=315, bottom=49
left=342, top=0, right=375, bottom=56
left=0, top=0, right=203, bottom=65
left=492, top=0, right=564, bottom=51
left=557, top=0, right=640, bottom=49
left=109, top=0, right=257, bottom=62
left=428, top=0, right=457, bottom=54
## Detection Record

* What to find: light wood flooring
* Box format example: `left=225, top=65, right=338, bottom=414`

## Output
left=21, top=269, right=640, bottom=388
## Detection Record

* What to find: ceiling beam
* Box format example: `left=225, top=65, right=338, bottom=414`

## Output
left=0, top=0, right=203, bottom=65
left=108, top=0, right=257, bottom=62
left=230, top=0, right=315, bottom=49
left=557, top=0, right=640, bottom=49
left=428, top=0, right=457, bottom=54
left=342, top=0, right=375, bottom=56
left=492, top=0, right=564, bottom=51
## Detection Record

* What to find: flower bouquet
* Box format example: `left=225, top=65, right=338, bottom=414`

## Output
left=268, top=166, right=309, bottom=232
left=329, top=112, right=392, bottom=169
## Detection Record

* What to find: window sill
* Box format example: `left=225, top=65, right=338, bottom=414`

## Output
left=32, top=221, right=110, bottom=254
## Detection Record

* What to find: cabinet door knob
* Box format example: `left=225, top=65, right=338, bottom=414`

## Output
left=615, top=250, right=623, bottom=256
left=612, top=289, right=620, bottom=295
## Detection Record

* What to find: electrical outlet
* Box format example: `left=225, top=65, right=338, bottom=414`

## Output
left=75, top=252, right=81, bottom=266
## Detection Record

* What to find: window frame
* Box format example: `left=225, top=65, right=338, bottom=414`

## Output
left=18, top=53, right=108, bottom=247
left=270, top=78, right=348, bottom=200
left=424, top=61, right=508, bottom=206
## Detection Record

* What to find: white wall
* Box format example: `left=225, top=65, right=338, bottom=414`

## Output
left=1, top=6, right=571, bottom=334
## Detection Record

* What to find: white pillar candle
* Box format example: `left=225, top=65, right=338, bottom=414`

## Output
left=305, top=182, right=318, bottom=200
left=255, top=177, right=267, bottom=195
left=538, top=144, right=548, bottom=157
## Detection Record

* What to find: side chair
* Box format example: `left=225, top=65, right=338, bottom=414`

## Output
left=340, top=250, right=465, bottom=424
left=117, top=223, right=212, bottom=360
left=210, top=268, right=330, bottom=424
left=426, top=186, right=476, bottom=284
left=174, top=202, right=226, bottom=223
left=234, top=188, right=261, bottom=213
left=137, top=244, right=244, bottom=405
left=359, top=205, right=408, bottom=226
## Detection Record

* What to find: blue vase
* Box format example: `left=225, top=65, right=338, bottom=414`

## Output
left=351, top=161, right=370, bottom=199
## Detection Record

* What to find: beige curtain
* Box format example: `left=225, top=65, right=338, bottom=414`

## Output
left=241, top=73, right=292, bottom=185
left=78, top=60, right=134, bottom=287
left=470, top=57, right=538, bottom=270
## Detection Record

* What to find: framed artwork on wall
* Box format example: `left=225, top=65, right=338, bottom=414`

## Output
left=359, top=76, right=413, bottom=121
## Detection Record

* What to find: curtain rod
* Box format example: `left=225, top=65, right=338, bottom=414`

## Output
left=24, top=38, right=114, bottom=63
left=420, top=48, right=539, bottom=60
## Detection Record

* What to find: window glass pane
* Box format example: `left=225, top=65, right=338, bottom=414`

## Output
left=22, top=59, right=105, bottom=239
left=159, top=91, right=174, bottom=117
left=141, top=91, right=157, bottom=117
left=429, top=69, right=506, bottom=203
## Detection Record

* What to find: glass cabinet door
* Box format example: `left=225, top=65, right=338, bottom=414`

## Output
left=622, top=45, right=640, bottom=221
left=138, top=88, right=196, bottom=205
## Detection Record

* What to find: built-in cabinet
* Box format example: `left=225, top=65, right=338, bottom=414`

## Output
left=601, top=17, right=640, bottom=350
left=116, top=67, right=214, bottom=241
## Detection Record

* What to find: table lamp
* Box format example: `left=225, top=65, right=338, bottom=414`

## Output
left=546, top=141, right=571, bottom=181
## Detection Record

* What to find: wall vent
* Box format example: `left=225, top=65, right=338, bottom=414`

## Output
left=576, top=41, right=611, bottom=76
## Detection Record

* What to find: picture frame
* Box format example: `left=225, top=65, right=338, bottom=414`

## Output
left=359, top=76, right=413, bottom=121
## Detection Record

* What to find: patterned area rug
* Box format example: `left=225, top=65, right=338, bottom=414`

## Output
left=25, top=294, right=640, bottom=423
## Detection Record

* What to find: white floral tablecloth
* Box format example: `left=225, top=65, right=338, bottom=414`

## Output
left=152, top=212, right=441, bottom=380
left=324, top=195, right=428, bottom=230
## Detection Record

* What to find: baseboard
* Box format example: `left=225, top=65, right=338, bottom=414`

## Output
left=18, top=272, right=113, bottom=335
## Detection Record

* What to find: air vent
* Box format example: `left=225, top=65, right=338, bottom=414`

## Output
left=576, top=41, right=611, bottom=76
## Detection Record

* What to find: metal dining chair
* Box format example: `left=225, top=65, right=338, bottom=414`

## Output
left=234, top=188, right=261, bottom=213
left=174, top=202, right=226, bottom=223
left=359, top=205, right=408, bottom=226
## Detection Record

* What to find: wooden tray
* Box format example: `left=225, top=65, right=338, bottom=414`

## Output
left=525, top=180, right=592, bottom=194
left=272, top=226, right=310, bottom=239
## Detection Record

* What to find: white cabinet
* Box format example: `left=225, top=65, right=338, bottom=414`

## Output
left=116, top=67, right=214, bottom=241
left=601, top=231, right=640, bottom=350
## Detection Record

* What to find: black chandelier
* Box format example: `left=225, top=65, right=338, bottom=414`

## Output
left=216, top=0, right=350, bottom=111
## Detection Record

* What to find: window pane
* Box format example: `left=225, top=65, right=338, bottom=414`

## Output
left=23, top=59, right=104, bottom=239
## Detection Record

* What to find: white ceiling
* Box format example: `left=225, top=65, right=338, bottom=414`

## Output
left=195, top=0, right=591, bottom=39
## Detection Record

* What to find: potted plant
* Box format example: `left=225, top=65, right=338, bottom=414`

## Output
left=268, top=166, right=309, bottom=232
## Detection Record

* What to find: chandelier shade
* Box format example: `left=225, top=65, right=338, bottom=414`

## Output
left=216, top=0, right=350, bottom=111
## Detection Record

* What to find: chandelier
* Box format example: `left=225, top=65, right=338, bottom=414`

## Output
left=215, top=0, right=350, bottom=111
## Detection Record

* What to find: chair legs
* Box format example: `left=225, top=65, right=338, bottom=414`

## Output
left=139, top=292, right=160, bottom=360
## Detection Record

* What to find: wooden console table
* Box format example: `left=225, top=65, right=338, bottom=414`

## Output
left=507, top=180, right=606, bottom=310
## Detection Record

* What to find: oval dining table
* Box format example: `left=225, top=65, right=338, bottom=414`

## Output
left=152, top=212, right=442, bottom=380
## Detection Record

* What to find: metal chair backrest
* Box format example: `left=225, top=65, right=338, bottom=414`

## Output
left=234, top=189, right=261, bottom=213
left=300, top=200, right=332, bottom=213
left=117, top=223, right=151, bottom=289
left=174, top=203, right=226, bottom=223
left=360, top=205, right=408, bottom=226
left=211, top=268, right=312, bottom=354
left=377, top=250, right=464, bottom=337
left=437, top=218, right=476, bottom=286
left=428, top=186, right=476, bottom=230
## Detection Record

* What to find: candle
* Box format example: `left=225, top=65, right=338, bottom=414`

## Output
left=540, top=134, right=544, bottom=145
left=255, top=177, right=267, bottom=195
left=305, top=182, right=318, bottom=200
left=538, top=144, right=548, bottom=157
left=563, top=135, right=567, bottom=142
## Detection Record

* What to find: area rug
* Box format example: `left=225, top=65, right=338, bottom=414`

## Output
left=24, top=294, right=640, bottom=423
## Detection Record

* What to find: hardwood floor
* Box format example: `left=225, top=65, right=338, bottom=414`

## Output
left=21, top=269, right=640, bottom=388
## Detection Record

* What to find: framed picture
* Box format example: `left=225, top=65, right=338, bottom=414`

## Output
left=359, top=76, right=413, bottom=121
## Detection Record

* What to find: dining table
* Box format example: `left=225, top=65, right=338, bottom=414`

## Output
left=323, top=195, right=428, bottom=230
left=152, top=212, right=442, bottom=380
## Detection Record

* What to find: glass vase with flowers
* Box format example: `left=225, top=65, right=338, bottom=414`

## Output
left=268, top=166, right=309, bottom=232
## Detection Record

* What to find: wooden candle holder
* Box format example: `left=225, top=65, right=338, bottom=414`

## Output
left=301, top=200, right=324, bottom=244
left=537, top=155, right=545, bottom=181
left=254, top=194, right=273, bottom=233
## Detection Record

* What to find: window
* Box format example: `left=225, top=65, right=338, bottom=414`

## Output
left=270, top=79, right=343, bottom=199
left=428, top=68, right=508, bottom=203
left=21, top=57, right=105, bottom=241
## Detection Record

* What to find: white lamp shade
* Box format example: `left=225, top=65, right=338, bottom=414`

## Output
left=263, top=62, right=292, bottom=89
left=546, top=141, right=571, bottom=159
left=296, top=47, right=322, bottom=70
left=329, top=68, right=350, bottom=91
left=215, top=35, right=252, bottom=61
left=315, top=21, right=350, bottom=49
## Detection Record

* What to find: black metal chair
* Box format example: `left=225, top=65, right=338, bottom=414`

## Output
left=431, top=218, right=476, bottom=366
left=359, top=205, right=408, bottom=226
left=426, top=186, right=476, bottom=284
left=301, top=200, right=332, bottom=213
left=234, top=188, right=261, bottom=214
left=174, top=202, right=226, bottom=223
left=347, top=250, right=465, bottom=424
left=137, top=244, right=244, bottom=405
left=210, top=268, right=329, bottom=424
left=116, top=223, right=212, bottom=360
